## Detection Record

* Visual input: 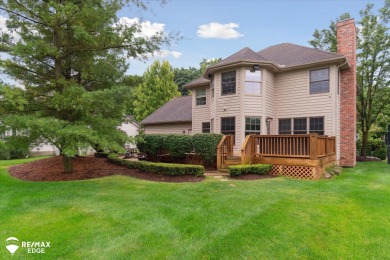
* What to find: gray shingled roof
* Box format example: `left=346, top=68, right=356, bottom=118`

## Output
left=257, top=43, right=344, bottom=67
left=141, top=96, right=192, bottom=125
left=184, top=77, right=210, bottom=88
left=209, top=47, right=265, bottom=68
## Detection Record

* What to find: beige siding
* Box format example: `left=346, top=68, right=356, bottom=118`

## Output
left=144, top=123, right=192, bottom=134
left=274, top=65, right=338, bottom=137
left=192, top=86, right=211, bottom=134
left=215, top=68, right=242, bottom=151
left=264, top=69, right=276, bottom=134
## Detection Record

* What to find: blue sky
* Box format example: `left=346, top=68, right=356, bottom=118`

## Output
left=0, top=0, right=385, bottom=82
left=120, top=0, right=385, bottom=75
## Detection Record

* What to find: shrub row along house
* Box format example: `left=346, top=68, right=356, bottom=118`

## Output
left=141, top=19, right=357, bottom=179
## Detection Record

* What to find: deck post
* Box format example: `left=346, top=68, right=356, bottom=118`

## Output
left=310, top=134, right=317, bottom=160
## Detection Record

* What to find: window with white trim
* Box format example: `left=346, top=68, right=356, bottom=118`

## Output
left=196, top=88, right=206, bottom=106
left=245, top=70, right=261, bottom=95
left=245, top=117, right=261, bottom=136
left=310, top=68, right=329, bottom=94
left=221, top=71, right=236, bottom=95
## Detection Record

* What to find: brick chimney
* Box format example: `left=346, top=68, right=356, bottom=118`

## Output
left=337, top=19, right=356, bottom=167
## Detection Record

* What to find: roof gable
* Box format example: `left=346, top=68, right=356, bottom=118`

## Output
left=141, top=96, right=192, bottom=125
left=210, top=47, right=265, bottom=68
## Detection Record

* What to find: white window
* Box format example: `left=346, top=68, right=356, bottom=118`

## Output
left=196, top=88, right=206, bottom=106
left=310, top=68, right=329, bottom=94
left=245, top=69, right=261, bottom=95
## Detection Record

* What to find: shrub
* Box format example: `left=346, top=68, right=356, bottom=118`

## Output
left=193, top=133, right=223, bottom=165
left=229, top=164, right=272, bottom=177
left=373, top=147, right=387, bottom=160
left=94, top=152, right=110, bottom=158
left=107, top=154, right=204, bottom=176
left=163, top=134, right=193, bottom=158
left=357, top=138, right=387, bottom=158
left=0, top=142, right=11, bottom=160
left=136, top=134, right=165, bottom=160
left=0, top=141, right=29, bottom=159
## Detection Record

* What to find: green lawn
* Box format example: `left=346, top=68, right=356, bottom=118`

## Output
left=1, top=158, right=390, bottom=259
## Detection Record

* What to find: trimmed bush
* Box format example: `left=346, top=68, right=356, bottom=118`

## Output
left=94, top=152, right=110, bottom=158
left=164, top=134, right=193, bottom=158
left=136, top=134, right=165, bottom=160
left=229, top=164, right=272, bottom=177
left=192, top=133, right=223, bottom=165
left=107, top=154, right=204, bottom=176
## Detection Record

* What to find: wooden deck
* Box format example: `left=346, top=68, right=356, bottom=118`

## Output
left=217, top=134, right=337, bottom=179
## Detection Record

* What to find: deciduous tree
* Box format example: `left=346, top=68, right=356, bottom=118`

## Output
left=133, top=60, right=180, bottom=122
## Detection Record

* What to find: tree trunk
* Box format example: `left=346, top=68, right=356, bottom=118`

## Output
left=63, top=155, right=73, bottom=173
left=361, top=130, right=369, bottom=157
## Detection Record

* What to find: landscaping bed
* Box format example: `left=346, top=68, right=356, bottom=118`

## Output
left=9, top=156, right=204, bottom=183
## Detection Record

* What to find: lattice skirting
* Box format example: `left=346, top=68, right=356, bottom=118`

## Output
left=269, top=162, right=336, bottom=180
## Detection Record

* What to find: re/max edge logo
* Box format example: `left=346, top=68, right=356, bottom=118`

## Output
left=5, top=237, right=51, bottom=255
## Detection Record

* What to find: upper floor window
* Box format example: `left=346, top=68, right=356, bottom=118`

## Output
left=196, top=88, right=206, bottom=106
left=310, top=68, right=329, bottom=94
left=202, top=122, right=210, bottom=133
left=245, top=70, right=261, bottom=95
left=245, top=117, right=261, bottom=136
left=278, top=119, right=291, bottom=135
left=221, top=71, right=236, bottom=95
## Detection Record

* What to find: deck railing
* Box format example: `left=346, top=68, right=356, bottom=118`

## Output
left=241, top=134, right=336, bottom=164
left=216, top=135, right=233, bottom=170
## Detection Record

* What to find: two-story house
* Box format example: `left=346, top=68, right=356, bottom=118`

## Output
left=141, top=19, right=356, bottom=168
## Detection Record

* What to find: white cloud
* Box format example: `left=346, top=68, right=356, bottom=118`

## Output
left=197, top=22, right=244, bottom=39
left=148, top=49, right=182, bottom=59
left=116, top=17, right=165, bottom=38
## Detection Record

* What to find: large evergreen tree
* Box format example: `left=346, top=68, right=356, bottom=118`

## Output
left=308, top=1, right=390, bottom=157
left=133, top=60, right=179, bottom=122
left=0, top=0, right=172, bottom=172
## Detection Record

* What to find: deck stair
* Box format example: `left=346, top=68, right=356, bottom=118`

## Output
left=219, top=156, right=241, bottom=173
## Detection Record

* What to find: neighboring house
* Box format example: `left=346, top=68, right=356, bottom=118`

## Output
left=142, top=19, right=357, bottom=168
left=3, top=116, right=140, bottom=156
left=119, top=115, right=140, bottom=149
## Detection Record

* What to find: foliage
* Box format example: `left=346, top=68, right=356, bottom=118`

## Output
left=120, top=75, right=144, bottom=115
left=192, top=133, right=223, bottom=165
left=163, top=135, right=193, bottom=158
left=136, top=133, right=222, bottom=165
left=173, top=58, right=221, bottom=96
left=108, top=154, right=204, bottom=176
left=308, top=2, right=390, bottom=156
left=199, top=58, right=222, bottom=74
left=0, top=0, right=172, bottom=172
left=0, top=140, right=29, bottom=159
left=357, top=137, right=387, bottom=159
left=173, top=67, right=201, bottom=96
left=132, top=60, right=180, bottom=122
left=228, top=164, right=272, bottom=176
left=136, top=134, right=165, bottom=160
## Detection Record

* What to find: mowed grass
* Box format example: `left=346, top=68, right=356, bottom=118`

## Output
left=1, top=158, right=390, bottom=259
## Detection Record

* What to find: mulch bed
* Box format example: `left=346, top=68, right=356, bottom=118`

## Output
left=8, top=156, right=205, bottom=183
left=230, top=174, right=278, bottom=180
left=356, top=156, right=381, bottom=162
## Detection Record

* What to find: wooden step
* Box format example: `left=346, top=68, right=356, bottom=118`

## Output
left=224, top=159, right=241, bottom=166
left=217, top=168, right=229, bottom=174
left=226, top=155, right=241, bottom=161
